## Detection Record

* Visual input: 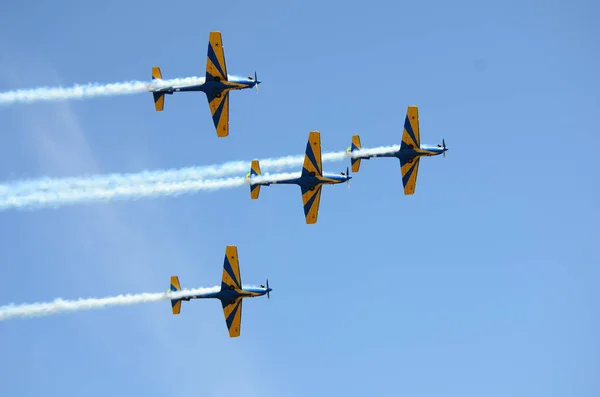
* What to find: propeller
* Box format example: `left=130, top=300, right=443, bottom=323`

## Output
left=266, top=279, right=270, bottom=299
left=442, top=139, right=447, bottom=158
left=341, top=166, right=350, bottom=187
left=346, top=166, right=350, bottom=187
left=254, top=71, right=260, bottom=93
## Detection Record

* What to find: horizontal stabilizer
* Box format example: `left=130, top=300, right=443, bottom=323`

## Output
left=248, top=160, right=261, bottom=200
left=153, top=92, right=165, bottom=111
left=170, top=276, right=182, bottom=315
left=152, top=66, right=163, bottom=80
left=152, top=66, right=165, bottom=111
left=348, top=135, right=362, bottom=172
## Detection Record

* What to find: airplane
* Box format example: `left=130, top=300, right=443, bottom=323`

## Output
left=149, top=31, right=261, bottom=138
left=169, top=245, right=272, bottom=338
left=346, top=105, right=447, bottom=195
left=246, top=131, right=352, bottom=224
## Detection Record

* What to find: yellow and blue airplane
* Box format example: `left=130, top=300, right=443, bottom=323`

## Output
left=246, top=131, right=351, bottom=224
left=169, top=245, right=271, bottom=338
left=347, top=105, right=447, bottom=195
left=150, top=31, right=260, bottom=137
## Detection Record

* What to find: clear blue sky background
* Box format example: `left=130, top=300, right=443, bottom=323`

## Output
left=0, top=0, right=598, bottom=396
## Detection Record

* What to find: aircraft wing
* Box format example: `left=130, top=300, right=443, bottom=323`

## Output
left=206, top=31, right=228, bottom=82
left=221, top=245, right=242, bottom=290
left=221, top=298, right=242, bottom=338
left=400, top=106, right=420, bottom=150
left=206, top=91, right=230, bottom=137
left=399, top=157, right=420, bottom=195
left=301, top=131, right=323, bottom=177
left=300, top=185, right=322, bottom=224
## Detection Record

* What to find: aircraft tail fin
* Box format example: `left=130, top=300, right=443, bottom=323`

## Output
left=247, top=160, right=261, bottom=199
left=152, top=66, right=165, bottom=111
left=347, top=135, right=362, bottom=172
left=169, top=276, right=183, bottom=315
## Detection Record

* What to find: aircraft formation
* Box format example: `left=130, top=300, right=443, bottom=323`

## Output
left=149, top=31, right=448, bottom=337
left=2, top=30, right=447, bottom=338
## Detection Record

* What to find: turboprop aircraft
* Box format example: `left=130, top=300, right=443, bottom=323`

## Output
left=169, top=245, right=271, bottom=338
left=347, top=105, right=447, bottom=195
left=150, top=31, right=260, bottom=137
left=246, top=131, right=351, bottom=224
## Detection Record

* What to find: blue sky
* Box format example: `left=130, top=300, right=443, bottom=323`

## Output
left=0, top=0, right=598, bottom=395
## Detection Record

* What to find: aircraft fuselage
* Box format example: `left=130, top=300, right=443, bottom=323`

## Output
left=268, top=173, right=350, bottom=189
left=361, top=145, right=446, bottom=161
left=183, top=286, right=270, bottom=303
left=158, top=76, right=257, bottom=95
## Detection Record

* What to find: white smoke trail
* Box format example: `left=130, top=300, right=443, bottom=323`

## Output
left=0, top=155, right=309, bottom=196
left=0, top=146, right=399, bottom=197
left=0, top=173, right=297, bottom=211
left=0, top=76, right=205, bottom=105
left=0, top=286, right=220, bottom=321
